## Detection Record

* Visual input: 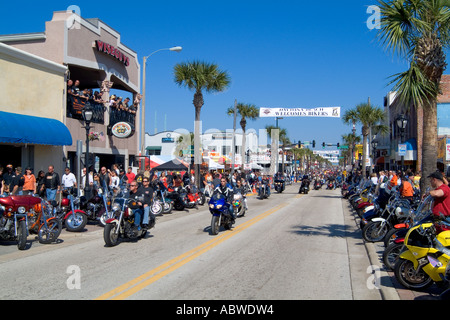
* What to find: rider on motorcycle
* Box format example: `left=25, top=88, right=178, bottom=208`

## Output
left=141, top=177, right=156, bottom=229
left=128, top=182, right=145, bottom=233
left=299, top=175, right=310, bottom=193
left=213, top=177, right=236, bottom=221
left=234, top=179, right=249, bottom=210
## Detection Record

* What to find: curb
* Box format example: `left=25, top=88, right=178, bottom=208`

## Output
left=364, top=240, right=400, bottom=300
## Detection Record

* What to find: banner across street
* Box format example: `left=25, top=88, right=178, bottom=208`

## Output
left=259, top=107, right=341, bottom=118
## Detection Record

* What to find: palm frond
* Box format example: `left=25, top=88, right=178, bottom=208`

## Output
left=387, top=61, right=440, bottom=107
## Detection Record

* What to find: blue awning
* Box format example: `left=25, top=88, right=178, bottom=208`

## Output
left=0, top=111, right=72, bottom=146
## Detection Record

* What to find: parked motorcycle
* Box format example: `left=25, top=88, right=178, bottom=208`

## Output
left=153, top=183, right=173, bottom=214
left=166, top=187, right=187, bottom=211
left=0, top=195, right=36, bottom=250
left=394, top=221, right=450, bottom=290
left=53, top=191, right=88, bottom=232
left=382, top=195, right=434, bottom=270
left=103, top=196, right=150, bottom=247
left=209, top=192, right=234, bottom=235
left=28, top=198, right=62, bottom=244
left=362, top=194, right=412, bottom=242
left=81, top=188, right=109, bottom=226
left=186, top=185, right=206, bottom=207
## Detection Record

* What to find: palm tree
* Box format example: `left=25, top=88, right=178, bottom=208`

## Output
left=174, top=61, right=231, bottom=186
left=226, top=103, right=259, bottom=169
left=376, top=0, right=450, bottom=190
left=341, top=133, right=362, bottom=167
left=343, top=103, right=386, bottom=174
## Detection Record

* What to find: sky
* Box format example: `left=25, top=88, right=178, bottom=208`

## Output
left=1, top=0, right=441, bottom=151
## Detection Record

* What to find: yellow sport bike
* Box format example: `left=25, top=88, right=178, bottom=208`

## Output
left=395, top=221, right=450, bottom=290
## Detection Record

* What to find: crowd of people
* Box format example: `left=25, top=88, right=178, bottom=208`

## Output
left=67, top=79, right=137, bottom=125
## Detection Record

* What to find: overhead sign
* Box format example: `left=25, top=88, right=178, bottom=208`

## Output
left=259, top=107, right=340, bottom=118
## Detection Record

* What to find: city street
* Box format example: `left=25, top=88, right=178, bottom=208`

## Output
left=0, top=184, right=385, bottom=301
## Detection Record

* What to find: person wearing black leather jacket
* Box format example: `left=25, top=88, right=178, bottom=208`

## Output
left=299, top=175, right=310, bottom=193
left=213, top=177, right=235, bottom=221
left=128, top=182, right=144, bottom=232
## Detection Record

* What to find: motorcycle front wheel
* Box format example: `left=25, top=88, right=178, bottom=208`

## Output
left=38, top=219, right=62, bottom=244
left=163, top=201, right=173, bottom=214
left=65, top=212, right=87, bottom=232
left=211, top=215, right=220, bottom=235
left=382, top=242, right=404, bottom=271
left=394, top=258, right=433, bottom=290
left=104, top=223, right=119, bottom=247
left=17, top=219, right=28, bottom=250
left=151, top=201, right=163, bottom=215
left=362, top=221, right=389, bottom=242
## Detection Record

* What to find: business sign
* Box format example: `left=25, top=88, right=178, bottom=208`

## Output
left=398, top=144, right=407, bottom=156
left=259, top=107, right=340, bottom=118
left=95, top=40, right=130, bottom=67
left=111, top=122, right=133, bottom=138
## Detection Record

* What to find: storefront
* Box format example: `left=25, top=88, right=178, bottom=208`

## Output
left=0, top=42, right=71, bottom=174
left=0, top=10, right=141, bottom=174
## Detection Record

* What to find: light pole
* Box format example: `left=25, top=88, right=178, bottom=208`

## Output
left=396, top=114, right=408, bottom=172
left=141, top=46, right=182, bottom=171
left=371, top=139, right=378, bottom=173
left=82, top=105, right=93, bottom=199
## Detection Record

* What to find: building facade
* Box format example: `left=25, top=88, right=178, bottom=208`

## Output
left=0, top=10, right=141, bottom=174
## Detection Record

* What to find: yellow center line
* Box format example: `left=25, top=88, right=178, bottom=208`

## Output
left=95, top=202, right=287, bottom=300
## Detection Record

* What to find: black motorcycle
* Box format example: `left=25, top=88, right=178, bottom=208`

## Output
left=166, top=186, right=187, bottom=211
left=103, top=196, right=150, bottom=247
left=274, top=178, right=285, bottom=193
left=258, top=181, right=270, bottom=199
left=299, top=180, right=310, bottom=194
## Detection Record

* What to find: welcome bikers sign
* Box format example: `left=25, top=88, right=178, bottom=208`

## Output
left=259, top=107, right=341, bottom=118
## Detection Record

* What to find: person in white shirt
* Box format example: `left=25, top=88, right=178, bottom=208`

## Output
left=61, top=167, right=77, bottom=189
left=109, top=170, right=120, bottom=193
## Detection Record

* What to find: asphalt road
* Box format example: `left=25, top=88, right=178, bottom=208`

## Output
left=0, top=184, right=385, bottom=300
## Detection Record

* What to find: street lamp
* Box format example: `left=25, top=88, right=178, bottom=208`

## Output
left=82, top=105, right=93, bottom=198
left=140, top=46, right=183, bottom=171
left=371, top=139, right=378, bottom=172
left=396, top=114, right=408, bottom=172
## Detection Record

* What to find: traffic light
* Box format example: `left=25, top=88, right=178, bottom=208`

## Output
left=312, top=140, right=316, bottom=148
left=322, top=142, right=325, bottom=149
left=337, top=143, right=340, bottom=148
left=298, top=141, right=301, bottom=148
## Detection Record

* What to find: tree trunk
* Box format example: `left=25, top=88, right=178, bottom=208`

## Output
left=421, top=100, right=438, bottom=193
left=193, top=91, right=204, bottom=188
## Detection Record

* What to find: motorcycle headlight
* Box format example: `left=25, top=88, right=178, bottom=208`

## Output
left=18, top=206, right=26, bottom=214
left=112, top=203, right=121, bottom=212
left=209, top=204, right=214, bottom=209
left=217, top=205, right=223, bottom=209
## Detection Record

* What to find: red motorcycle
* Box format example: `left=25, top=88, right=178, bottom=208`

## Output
left=185, top=185, right=206, bottom=207
left=0, top=195, right=39, bottom=250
